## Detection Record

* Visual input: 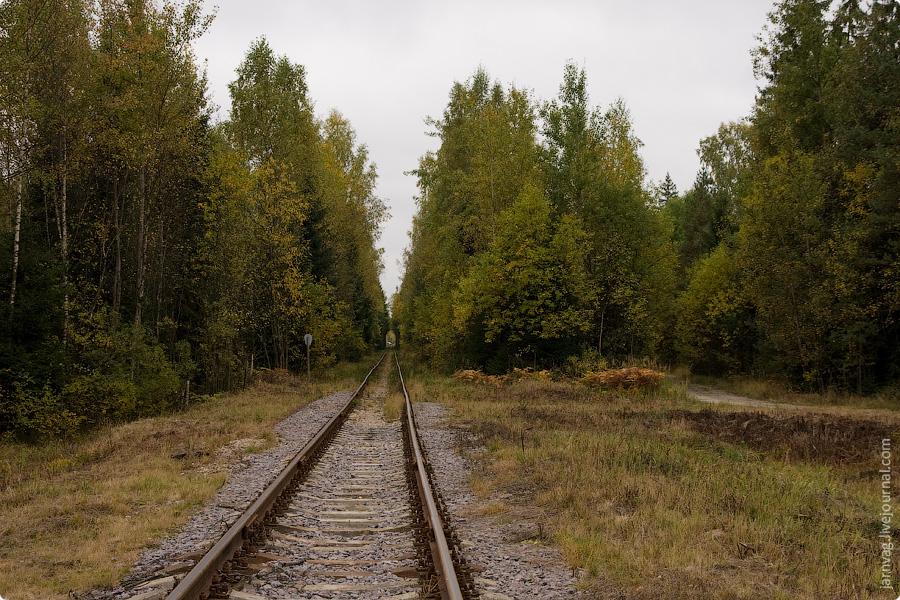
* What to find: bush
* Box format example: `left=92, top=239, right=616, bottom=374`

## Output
left=61, top=373, right=138, bottom=426
left=564, top=349, right=609, bottom=378
left=4, top=380, right=83, bottom=439
left=129, top=337, right=181, bottom=416
left=453, top=369, right=508, bottom=386
left=510, top=367, right=554, bottom=382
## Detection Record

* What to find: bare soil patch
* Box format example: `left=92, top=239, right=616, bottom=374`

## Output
left=672, top=408, right=898, bottom=465
left=687, top=383, right=791, bottom=408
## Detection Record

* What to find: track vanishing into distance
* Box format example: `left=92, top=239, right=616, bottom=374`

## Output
left=163, top=351, right=478, bottom=600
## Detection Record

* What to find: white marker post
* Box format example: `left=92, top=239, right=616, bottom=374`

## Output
left=304, top=333, right=312, bottom=383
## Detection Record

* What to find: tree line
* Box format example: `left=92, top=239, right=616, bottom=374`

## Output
left=395, top=66, right=673, bottom=373
left=395, top=0, right=899, bottom=393
left=0, top=0, right=389, bottom=438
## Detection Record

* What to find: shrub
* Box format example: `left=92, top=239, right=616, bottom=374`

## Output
left=510, top=367, right=554, bottom=382
left=564, top=348, right=609, bottom=378
left=61, top=373, right=138, bottom=426
left=452, top=369, right=508, bottom=386
left=6, top=380, right=83, bottom=439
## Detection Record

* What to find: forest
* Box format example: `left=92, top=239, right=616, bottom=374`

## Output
left=395, top=0, right=900, bottom=392
left=1, top=0, right=898, bottom=439
left=0, top=0, right=389, bottom=438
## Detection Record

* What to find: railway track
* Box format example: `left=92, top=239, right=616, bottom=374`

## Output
left=160, top=351, right=476, bottom=600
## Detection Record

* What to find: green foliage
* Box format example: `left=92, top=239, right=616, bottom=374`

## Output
left=397, top=64, right=676, bottom=371
left=454, top=184, right=591, bottom=369
left=542, top=67, right=675, bottom=358
left=396, top=69, right=544, bottom=369
left=578, top=168, right=676, bottom=358
left=61, top=374, right=138, bottom=426
left=668, top=0, right=900, bottom=391
left=740, top=149, right=831, bottom=380
left=740, top=0, right=900, bottom=389
left=676, top=244, right=754, bottom=374
left=199, top=42, right=387, bottom=378
left=3, top=380, right=83, bottom=439
left=398, top=2, right=900, bottom=390
left=655, top=173, right=678, bottom=206
left=540, top=62, right=600, bottom=214
left=320, top=110, right=389, bottom=351
left=0, top=6, right=387, bottom=437
left=228, top=37, right=312, bottom=164
left=668, top=122, right=751, bottom=275
left=66, top=307, right=180, bottom=422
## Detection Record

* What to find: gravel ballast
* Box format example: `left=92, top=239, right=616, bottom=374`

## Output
left=98, top=389, right=354, bottom=599
left=89, top=376, right=581, bottom=600
left=413, top=401, right=582, bottom=600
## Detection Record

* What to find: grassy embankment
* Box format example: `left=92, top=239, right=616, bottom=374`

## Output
left=402, top=362, right=900, bottom=599
left=0, top=354, right=381, bottom=600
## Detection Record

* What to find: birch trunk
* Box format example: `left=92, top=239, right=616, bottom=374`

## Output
left=135, top=166, right=146, bottom=328
left=61, top=136, right=69, bottom=346
left=9, top=176, right=22, bottom=310
left=112, top=176, right=122, bottom=316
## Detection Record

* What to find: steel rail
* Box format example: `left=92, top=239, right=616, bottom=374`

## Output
left=165, top=350, right=387, bottom=600
left=395, top=352, right=465, bottom=600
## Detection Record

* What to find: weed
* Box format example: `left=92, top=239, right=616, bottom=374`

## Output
left=478, top=501, right=509, bottom=516
left=382, top=392, right=405, bottom=422
left=581, top=367, right=665, bottom=389
left=242, top=433, right=276, bottom=454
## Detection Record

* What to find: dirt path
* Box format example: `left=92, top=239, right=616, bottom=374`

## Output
left=687, top=384, right=800, bottom=409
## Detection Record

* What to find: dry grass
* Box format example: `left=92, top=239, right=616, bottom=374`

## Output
left=382, top=392, right=405, bottom=422
left=510, top=367, right=554, bottom=382
left=0, top=355, right=377, bottom=600
left=581, top=367, right=665, bottom=389
left=405, top=363, right=900, bottom=599
left=453, top=367, right=557, bottom=386
left=476, top=500, right=509, bottom=516
left=453, top=369, right=508, bottom=386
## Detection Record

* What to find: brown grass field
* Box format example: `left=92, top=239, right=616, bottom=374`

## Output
left=0, top=356, right=376, bottom=600
left=2, top=351, right=898, bottom=599
left=402, top=363, right=900, bottom=599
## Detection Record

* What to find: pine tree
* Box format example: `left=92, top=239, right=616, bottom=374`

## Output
left=657, top=173, right=678, bottom=205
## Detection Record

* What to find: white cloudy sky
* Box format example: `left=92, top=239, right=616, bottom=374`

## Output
left=193, top=0, right=776, bottom=300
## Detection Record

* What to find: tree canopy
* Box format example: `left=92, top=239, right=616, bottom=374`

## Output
left=398, top=0, right=900, bottom=394
left=396, top=65, right=674, bottom=372
left=665, top=0, right=900, bottom=390
left=0, top=2, right=388, bottom=438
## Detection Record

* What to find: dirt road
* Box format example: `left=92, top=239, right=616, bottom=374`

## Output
left=687, top=384, right=799, bottom=409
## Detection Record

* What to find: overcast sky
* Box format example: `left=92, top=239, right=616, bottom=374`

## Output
left=193, top=0, right=776, bottom=301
